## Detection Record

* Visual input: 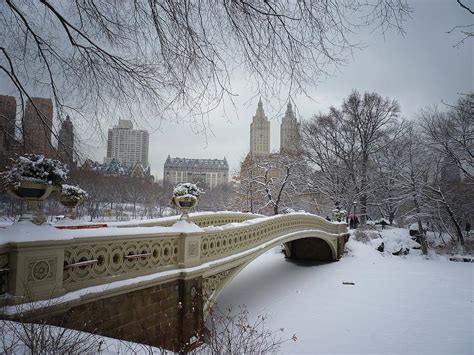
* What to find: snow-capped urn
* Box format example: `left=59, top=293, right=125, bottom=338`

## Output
left=2, top=154, right=68, bottom=189
left=60, top=184, right=88, bottom=205
left=59, top=184, right=88, bottom=219
left=2, top=154, right=68, bottom=225
left=172, top=183, right=204, bottom=221
left=60, top=184, right=88, bottom=201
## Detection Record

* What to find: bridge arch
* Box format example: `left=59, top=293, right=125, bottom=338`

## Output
left=202, top=230, right=339, bottom=316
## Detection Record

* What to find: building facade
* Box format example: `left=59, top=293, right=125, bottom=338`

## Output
left=163, top=156, right=229, bottom=189
left=250, top=99, right=271, bottom=158
left=238, top=100, right=303, bottom=214
left=58, top=115, right=74, bottom=163
left=24, top=97, right=54, bottom=156
left=105, top=119, right=149, bottom=167
left=0, top=95, right=16, bottom=153
left=280, top=102, right=301, bottom=154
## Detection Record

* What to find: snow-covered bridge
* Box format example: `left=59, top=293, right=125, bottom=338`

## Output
left=1, top=212, right=347, bottom=351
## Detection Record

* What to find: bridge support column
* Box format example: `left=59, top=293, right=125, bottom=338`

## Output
left=8, top=243, right=65, bottom=303
left=14, top=276, right=204, bottom=352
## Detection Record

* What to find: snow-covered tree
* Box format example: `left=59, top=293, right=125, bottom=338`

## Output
left=301, top=91, right=403, bottom=222
left=420, top=93, right=473, bottom=184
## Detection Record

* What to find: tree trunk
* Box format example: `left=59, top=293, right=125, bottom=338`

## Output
left=413, top=196, right=428, bottom=255
left=434, top=187, right=465, bottom=246
left=359, top=153, right=369, bottom=224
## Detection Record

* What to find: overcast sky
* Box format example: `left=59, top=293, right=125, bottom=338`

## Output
left=133, top=0, right=472, bottom=180
left=2, top=1, right=472, bottom=181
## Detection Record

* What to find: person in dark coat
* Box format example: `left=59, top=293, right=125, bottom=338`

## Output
left=349, top=216, right=354, bottom=229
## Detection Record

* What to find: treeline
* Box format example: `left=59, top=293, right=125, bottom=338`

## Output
left=299, top=91, right=473, bottom=250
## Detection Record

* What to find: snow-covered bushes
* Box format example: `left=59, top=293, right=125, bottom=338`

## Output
left=2, top=154, right=68, bottom=188
left=0, top=320, right=102, bottom=354
left=172, top=182, right=204, bottom=200
left=353, top=227, right=381, bottom=243
left=197, top=305, right=296, bottom=354
left=60, top=184, right=89, bottom=202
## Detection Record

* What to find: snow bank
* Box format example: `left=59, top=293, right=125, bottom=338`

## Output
left=107, top=210, right=263, bottom=227
left=171, top=220, right=203, bottom=232
left=0, top=219, right=206, bottom=245
left=0, top=320, right=165, bottom=354
left=217, top=231, right=473, bottom=354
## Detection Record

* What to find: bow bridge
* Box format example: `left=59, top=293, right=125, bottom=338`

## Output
left=0, top=212, right=347, bottom=351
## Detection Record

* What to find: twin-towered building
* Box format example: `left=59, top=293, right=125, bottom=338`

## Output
left=249, top=99, right=301, bottom=158
left=163, top=100, right=301, bottom=191
left=239, top=100, right=302, bottom=213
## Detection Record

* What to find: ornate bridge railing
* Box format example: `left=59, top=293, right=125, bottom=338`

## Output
left=0, top=212, right=347, bottom=306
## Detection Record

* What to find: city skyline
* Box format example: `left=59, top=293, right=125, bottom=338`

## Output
left=92, top=0, right=471, bottom=180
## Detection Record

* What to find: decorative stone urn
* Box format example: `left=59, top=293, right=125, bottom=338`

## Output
left=58, top=185, right=88, bottom=220
left=6, top=181, right=53, bottom=225
left=172, top=183, right=203, bottom=222
left=173, top=195, right=198, bottom=221
left=59, top=195, right=83, bottom=219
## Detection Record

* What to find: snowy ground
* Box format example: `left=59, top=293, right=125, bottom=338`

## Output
left=216, top=228, right=473, bottom=354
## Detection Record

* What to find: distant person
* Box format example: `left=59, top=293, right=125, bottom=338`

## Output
left=325, top=216, right=331, bottom=221
left=349, top=216, right=354, bottom=229
left=354, top=216, right=359, bottom=229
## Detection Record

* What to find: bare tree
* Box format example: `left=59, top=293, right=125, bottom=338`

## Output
left=420, top=94, right=473, bottom=184
left=255, top=161, right=295, bottom=215
left=372, top=133, right=408, bottom=224
left=197, top=305, right=296, bottom=354
left=392, top=124, right=432, bottom=254
left=447, top=0, right=474, bottom=47
left=301, top=109, right=361, bottom=215
left=1, top=0, right=411, bottom=143
left=301, top=90, right=402, bottom=223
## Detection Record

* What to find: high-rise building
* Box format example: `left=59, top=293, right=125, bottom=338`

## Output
left=440, top=156, right=462, bottom=184
left=0, top=95, right=17, bottom=151
left=24, top=97, right=53, bottom=156
left=58, top=115, right=74, bottom=163
left=105, top=119, right=149, bottom=167
left=250, top=99, right=270, bottom=158
left=163, top=156, right=229, bottom=189
left=280, top=101, right=301, bottom=154
left=239, top=99, right=304, bottom=214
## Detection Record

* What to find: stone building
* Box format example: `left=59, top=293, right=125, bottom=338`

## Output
left=163, top=156, right=229, bottom=189
left=250, top=99, right=271, bottom=158
left=0, top=96, right=79, bottom=170
left=105, top=119, right=149, bottom=168
left=24, top=97, right=54, bottom=156
left=0, top=95, right=16, bottom=152
left=280, top=102, right=301, bottom=154
left=58, top=115, right=74, bottom=163
left=238, top=100, right=303, bottom=214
